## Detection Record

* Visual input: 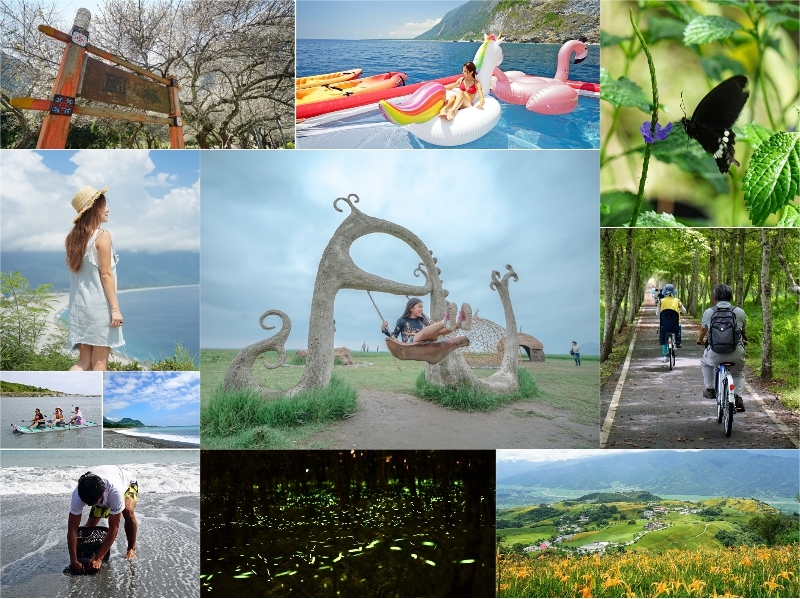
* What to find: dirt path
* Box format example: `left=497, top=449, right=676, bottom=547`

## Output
left=601, top=298, right=798, bottom=449
left=305, top=389, right=597, bottom=449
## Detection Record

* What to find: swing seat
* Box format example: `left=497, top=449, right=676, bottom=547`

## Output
left=386, top=336, right=470, bottom=365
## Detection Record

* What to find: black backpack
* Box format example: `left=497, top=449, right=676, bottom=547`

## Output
left=708, top=305, right=740, bottom=354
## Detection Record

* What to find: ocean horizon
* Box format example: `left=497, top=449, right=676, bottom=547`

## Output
left=60, top=285, right=200, bottom=365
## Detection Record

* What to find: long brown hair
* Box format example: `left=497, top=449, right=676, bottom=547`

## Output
left=401, top=297, right=430, bottom=325
left=65, top=195, right=106, bottom=272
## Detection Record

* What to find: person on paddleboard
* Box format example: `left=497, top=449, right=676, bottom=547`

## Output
left=28, top=408, right=46, bottom=429
left=68, top=466, right=138, bottom=573
left=68, top=406, right=84, bottom=425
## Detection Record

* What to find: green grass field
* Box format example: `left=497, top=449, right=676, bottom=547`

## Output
left=499, top=496, right=782, bottom=555
left=201, top=349, right=599, bottom=446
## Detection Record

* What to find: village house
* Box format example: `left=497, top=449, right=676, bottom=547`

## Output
left=577, top=541, right=610, bottom=554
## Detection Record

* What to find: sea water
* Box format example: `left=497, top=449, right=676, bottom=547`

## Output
left=0, top=451, right=199, bottom=598
left=0, top=397, right=102, bottom=449
left=296, top=39, right=600, bottom=149
left=110, top=426, right=200, bottom=446
left=61, top=285, right=200, bottom=366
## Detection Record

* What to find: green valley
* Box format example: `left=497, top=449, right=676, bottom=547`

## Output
left=497, top=492, right=797, bottom=555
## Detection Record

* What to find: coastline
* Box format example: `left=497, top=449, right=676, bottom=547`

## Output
left=103, top=428, right=200, bottom=449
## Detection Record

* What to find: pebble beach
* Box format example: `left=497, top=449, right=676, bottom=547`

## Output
left=103, top=429, right=199, bottom=449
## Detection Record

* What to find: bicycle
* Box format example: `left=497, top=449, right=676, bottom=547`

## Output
left=714, top=361, right=736, bottom=437
left=666, top=332, right=677, bottom=371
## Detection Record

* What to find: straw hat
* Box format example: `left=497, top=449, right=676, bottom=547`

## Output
left=71, top=185, right=108, bottom=223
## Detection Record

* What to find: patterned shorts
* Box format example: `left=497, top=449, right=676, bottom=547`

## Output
left=88, top=482, right=138, bottom=518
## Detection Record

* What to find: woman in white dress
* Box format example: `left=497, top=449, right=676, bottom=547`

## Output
left=65, top=185, right=124, bottom=371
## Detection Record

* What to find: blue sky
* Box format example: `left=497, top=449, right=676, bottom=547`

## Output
left=103, top=372, right=200, bottom=426
left=1, top=372, right=101, bottom=395
left=200, top=150, right=600, bottom=354
left=0, top=150, right=200, bottom=253
left=298, top=1, right=469, bottom=39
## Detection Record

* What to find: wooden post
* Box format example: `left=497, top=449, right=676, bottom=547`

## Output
left=167, top=75, right=185, bottom=149
left=36, top=9, right=91, bottom=148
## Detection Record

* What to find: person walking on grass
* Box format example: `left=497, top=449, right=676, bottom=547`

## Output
left=571, top=341, right=582, bottom=366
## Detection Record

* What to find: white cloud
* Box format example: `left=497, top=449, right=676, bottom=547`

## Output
left=388, top=18, right=441, bottom=38
left=103, top=400, right=131, bottom=412
left=1, top=150, right=199, bottom=253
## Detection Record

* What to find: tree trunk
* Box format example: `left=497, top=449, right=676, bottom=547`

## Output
left=601, top=229, right=633, bottom=361
left=760, top=230, right=773, bottom=380
left=689, top=249, right=699, bottom=316
left=725, top=230, right=735, bottom=287
left=709, top=230, right=718, bottom=294
left=735, top=229, right=746, bottom=306
left=774, top=230, right=800, bottom=309
left=601, top=229, right=615, bottom=348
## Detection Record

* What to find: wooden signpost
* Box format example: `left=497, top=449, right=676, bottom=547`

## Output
left=10, top=8, right=185, bottom=149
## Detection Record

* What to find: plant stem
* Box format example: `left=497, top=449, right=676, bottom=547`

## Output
left=628, top=8, right=659, bottom=228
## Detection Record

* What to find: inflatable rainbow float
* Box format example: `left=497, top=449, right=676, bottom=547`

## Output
left=378, top=35, right=504, bottom=146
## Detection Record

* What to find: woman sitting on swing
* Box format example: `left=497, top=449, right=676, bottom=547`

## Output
left=381, top=298, right=472, bottom=343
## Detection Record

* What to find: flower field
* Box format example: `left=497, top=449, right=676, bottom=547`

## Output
left=497, top=545, right=799, bottom=597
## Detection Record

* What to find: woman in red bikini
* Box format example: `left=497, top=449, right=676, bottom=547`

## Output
left=439, top=61, right=485, bottom=120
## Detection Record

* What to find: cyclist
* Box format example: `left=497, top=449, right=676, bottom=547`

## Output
left=656, top=284, right=686, bottom=362
left=696, top=284, right=747, bottom=412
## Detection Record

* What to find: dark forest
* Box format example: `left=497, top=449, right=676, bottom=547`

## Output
left=200, top=450, right=495, bottom=597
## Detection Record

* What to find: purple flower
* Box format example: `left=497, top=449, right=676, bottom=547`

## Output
left=640, top=121, right=673, bottom=143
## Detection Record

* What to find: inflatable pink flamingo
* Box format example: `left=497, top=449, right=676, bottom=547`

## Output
left=491, top=39, right=591, bottom=115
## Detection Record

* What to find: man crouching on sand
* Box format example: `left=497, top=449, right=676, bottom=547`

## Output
left=68, top=466, right=138, bottom=573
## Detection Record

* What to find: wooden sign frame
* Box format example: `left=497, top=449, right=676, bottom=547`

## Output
left=9, top=11, right=184, bottom=149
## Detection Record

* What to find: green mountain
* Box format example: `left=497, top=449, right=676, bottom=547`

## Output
left=499, top=451, right=800, bottom=498
left=1, top=251, right=199, bottom=291
left=103, top=417, right=146, bottom=428
left=576, top=491, right=661, bottom=503
left=416, top=0, right=600, bottom=43
left=1, top=380, right=54, bottom=394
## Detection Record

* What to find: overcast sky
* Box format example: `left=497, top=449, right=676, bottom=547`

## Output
left=0, top=150, right=199, bottom=253
left=297, top=0, right=468, bottom=39
left=0, top=371, right=101, bottom=395
left=103, top=372, right=199, bottom=426
left=200, top=150, right=599, bottom=353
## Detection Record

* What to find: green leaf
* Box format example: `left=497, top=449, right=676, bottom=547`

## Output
left=647, top=16, right=686, bottom=42
left=600, top=30, right=629, bottom=48
left=683, top=16, right=743, bottom=45
left=636, top=211, right=686, bottom=227
left=600, top=68, right=652, bottom=112
left=738, top=123, right=775, bottom=151
left=647, top=128, right=730, bottom=194
left=663, top=2, right=701, bottom=23
left=763, top=2, right=800, bottom=16
left=699, top=55, right=746, bottom=81
left=743, top=132, right=800, bottom=226
left=707, top=0, right=749, bottom=7
left=600, top=191, right=638, bottom=227
left=777, top=204, right=800, bottom=227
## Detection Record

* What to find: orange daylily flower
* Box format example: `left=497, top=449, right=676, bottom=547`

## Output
left=580, top=586, right=592, bottom=598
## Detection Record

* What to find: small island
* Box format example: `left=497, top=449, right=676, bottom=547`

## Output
left=102, top=417, right=147, bottom=429
left=0, top=380, right=99, bottom=397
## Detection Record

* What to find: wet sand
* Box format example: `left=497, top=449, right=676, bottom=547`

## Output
left=102, top=430, right=199, bottom=449
left=1, top=494, right=199, bottom=597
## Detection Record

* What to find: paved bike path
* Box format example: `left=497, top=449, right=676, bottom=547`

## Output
left=601, top=298, right=798, bottom=449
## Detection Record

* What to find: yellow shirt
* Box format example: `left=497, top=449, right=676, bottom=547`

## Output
left=659, top=296, right=682, bottom=319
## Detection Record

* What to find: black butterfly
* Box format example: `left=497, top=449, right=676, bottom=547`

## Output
left=680, top=75, right=749, bottom=174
